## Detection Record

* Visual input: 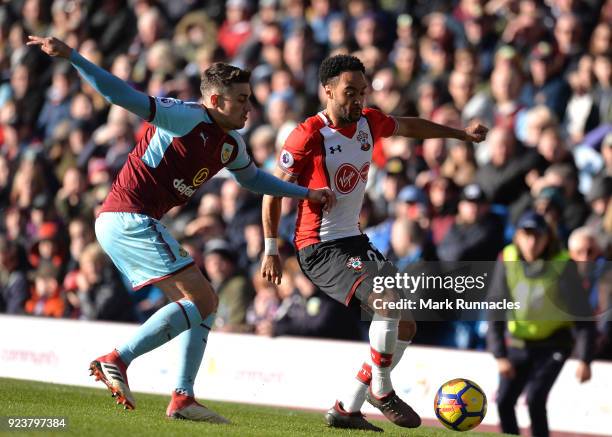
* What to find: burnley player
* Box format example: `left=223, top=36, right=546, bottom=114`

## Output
left=28, top=36, right=335, bottom=422
left=261, top=55, right=488, bottom=431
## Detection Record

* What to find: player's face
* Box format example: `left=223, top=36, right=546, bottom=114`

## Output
left=215, top=82, right=252, bottom=130
left=326, top=71, right=368, bottom=125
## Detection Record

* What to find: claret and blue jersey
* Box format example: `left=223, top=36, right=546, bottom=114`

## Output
left=100, top=96, right=252, bottom=220
left=67, top=48, right=308, bottom=289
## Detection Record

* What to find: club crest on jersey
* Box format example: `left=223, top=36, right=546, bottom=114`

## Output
left=221, top=143, right=234, bottom=164
left=346, top=256, right=363, bottom=271
left=280, top=150, right=294, bottom=168
left=357, top=130, right=371, bottom=151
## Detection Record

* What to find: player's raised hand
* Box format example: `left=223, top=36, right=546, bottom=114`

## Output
left=261, top=254, right=282, bottom=285
left=463, top=120, right=489, bottom=143
left=26, top=36, right=72, bottom=59
left=307, top=187, right=337, bottom=212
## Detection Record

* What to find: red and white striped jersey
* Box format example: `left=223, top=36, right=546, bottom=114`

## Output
left=278, top=108, right=398, bottom=250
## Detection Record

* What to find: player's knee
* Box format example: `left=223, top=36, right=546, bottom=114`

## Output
left=398, top=320, right=416, bottom=341
left=190, top=286, right=218, bottom=319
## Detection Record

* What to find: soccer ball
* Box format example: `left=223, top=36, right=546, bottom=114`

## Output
left=434, top=378, right=487, bottom=432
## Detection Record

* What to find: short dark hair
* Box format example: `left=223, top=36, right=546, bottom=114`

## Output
left=319, top=55, right=366, bottom=86
left=200, top=63, right=251, bottom=96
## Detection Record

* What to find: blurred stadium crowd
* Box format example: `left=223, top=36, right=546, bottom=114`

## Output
left=0, top=0, right=611, bottom=358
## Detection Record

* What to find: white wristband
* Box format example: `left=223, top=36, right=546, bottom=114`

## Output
left=264, top=237, right=279, bottom=255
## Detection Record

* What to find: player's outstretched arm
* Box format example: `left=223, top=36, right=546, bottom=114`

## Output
left=230, top=163, right=336, bottom=208
left=27, top=36, right=151, bottom=120
left=395, top=117, right=489, bottom=143
left=260, top=168, right=293, bottom=285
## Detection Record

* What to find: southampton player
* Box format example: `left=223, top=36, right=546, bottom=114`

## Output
left=261, top=55, right=488, bottom=431
left=28, top=36, right=335, bottom=422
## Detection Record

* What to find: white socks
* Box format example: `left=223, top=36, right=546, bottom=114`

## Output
left=369, top=314, right=399, bottom=397
left=340, top=340, right=411, bottom=412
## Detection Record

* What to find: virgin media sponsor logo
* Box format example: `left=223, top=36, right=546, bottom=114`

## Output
left=335, top=163, right=369, bottom=194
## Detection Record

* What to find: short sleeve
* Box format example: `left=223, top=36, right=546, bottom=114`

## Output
left=363, top=107, right=398, bottom=141
left=277, top=124, right=317, bottom=177
left=225, top=131, right=253, bottom=171
left=149, top=97, right=206, bottom=137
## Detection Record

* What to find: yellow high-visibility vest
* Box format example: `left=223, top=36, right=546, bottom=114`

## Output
left=502, top=244, right=573, bottom=340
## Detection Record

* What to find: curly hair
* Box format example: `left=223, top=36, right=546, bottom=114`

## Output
left=200, top=62, right=251, bottom=96
left=319, top=55, right=366, bottom=86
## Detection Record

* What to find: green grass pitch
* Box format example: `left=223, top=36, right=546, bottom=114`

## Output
left=0, top=378, right=511, bottom=436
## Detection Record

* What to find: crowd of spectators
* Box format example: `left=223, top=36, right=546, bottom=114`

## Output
left=0, top=0, right=611, bottom=358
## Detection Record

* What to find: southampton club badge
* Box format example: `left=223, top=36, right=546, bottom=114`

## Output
left=221, top=143, right=234, bottom=164
left=346, top=256, right=364, bottom=271
left=357, top=130, right=371, bottom=151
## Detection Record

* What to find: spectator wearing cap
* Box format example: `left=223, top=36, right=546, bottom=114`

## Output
left=520, top=41, right=572, bottom=120
left=204, top=239, right=255, bottom=333
left=534, top=164, right=590, bottom=233
left=25, top=262, right=66, bottom=318
left=372, top=156, right=409, bottom=218
left=438, top=183, right=504, bottom=261
left=366, top=185, right=429, bottom=257
left=28, top=221, right=66, bottom=272
left=0, top=237, right=29, bottom=314
left=487, top=210, right=595, bottom=437
left=533, top=185, right=568, bottom=243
